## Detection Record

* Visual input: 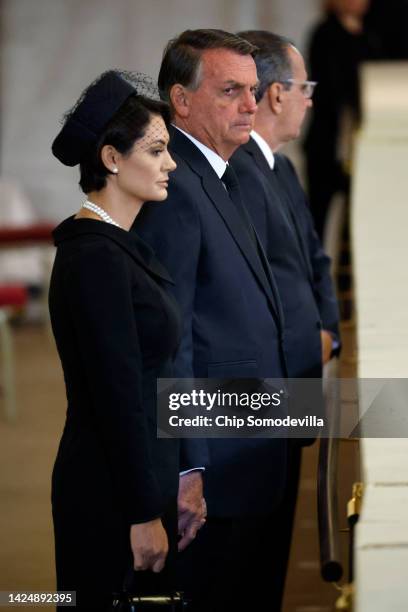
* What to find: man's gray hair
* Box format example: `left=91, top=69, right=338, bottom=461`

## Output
left=237, top=30, right=294, bottom=102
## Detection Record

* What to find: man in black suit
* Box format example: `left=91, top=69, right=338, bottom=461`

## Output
left=135, top=29, right=289, bottom=611
left=230, top=30, right=341, bottom=607
left=233, top=30, right=340, bottom=372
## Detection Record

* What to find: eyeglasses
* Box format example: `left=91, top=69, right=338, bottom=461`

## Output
left=280, top=79, right=317, bottom=99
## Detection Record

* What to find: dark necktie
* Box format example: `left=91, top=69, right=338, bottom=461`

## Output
left=222, top=164, right=257, bottom=244
left=222, top=165, right=281, bottom=317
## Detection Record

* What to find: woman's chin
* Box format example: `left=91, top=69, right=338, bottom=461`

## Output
left=155, top=188, right=169, bottom=201
left=141, top=188, right=169, bottom=203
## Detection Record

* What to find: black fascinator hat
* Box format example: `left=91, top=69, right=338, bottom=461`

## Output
left=52, top=70, right=160, bottom=167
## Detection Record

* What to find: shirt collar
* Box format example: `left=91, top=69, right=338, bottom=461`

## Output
left=250, top=130, right=275, bottom=170
left=173, top=125, right=227, bottom=179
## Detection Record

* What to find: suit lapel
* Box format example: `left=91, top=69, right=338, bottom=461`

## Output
left=115, top=232, right=176, bottom=285
left=274, top=156, right=315, bottom=283
left=170, top=128, right=283, bottom=329
left=244, top=139, right=314, bottom=284
left=56, top=217, right=174, bottom=285
left=242, top=137, right=272, bottom=181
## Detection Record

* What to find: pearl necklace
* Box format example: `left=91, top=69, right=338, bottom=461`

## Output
left=82, top=200, right=121, bottom=228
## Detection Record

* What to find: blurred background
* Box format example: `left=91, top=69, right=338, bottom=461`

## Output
left=0, top=1, right=407, bottom=610
left=1, top=0, right=322, bottom=221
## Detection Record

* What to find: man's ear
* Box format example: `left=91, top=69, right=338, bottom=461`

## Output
left=268, top=82, right=284, bottom=115
left=170, top=84, right=190, bottom=118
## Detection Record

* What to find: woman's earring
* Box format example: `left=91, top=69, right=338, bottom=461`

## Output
left=112, top=167, right=118, bottom=174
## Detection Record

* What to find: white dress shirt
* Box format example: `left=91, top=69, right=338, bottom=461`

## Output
left=173, top=125, right=227, bottom=178
left=250, top=130, right=275, bottom=169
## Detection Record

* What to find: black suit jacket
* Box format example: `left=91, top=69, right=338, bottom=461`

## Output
left=135, top=127, right=288, bottom=517
left=231, top=137, right=340, bottom=379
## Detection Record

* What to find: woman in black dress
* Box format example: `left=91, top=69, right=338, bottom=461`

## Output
left=49, top=70, right=179, bottom=609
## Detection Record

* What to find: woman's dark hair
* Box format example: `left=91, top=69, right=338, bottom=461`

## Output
left=79, top=95, right=171, bottom=194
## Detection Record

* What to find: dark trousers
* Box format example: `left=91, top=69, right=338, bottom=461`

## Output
left=177, top=444, right=302, bottom=612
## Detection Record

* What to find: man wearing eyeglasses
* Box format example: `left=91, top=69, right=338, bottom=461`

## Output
left=231, top=30, right=340, bottom=609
